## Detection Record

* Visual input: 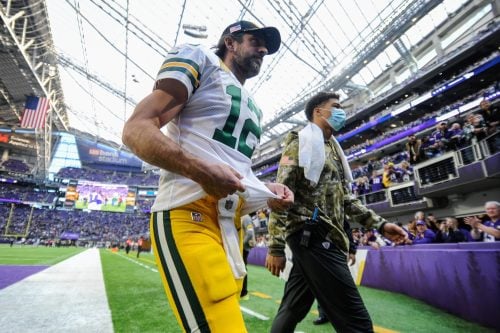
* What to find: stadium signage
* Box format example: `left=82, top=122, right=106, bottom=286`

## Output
left=0, top=133, right=10, bottom=143
left=8, top=135, right=36, bottom=149
left=76, top=138, right=142, bottom=169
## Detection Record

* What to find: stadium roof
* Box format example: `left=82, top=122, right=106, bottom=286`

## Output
left=1, top=0, right=473, bottom=146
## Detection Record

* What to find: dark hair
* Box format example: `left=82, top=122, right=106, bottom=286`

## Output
left=214, top=33, right=245, bottom=59
left=304, top=91, right=340, bottom=121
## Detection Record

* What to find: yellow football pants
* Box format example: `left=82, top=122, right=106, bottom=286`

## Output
left=150, top=196, right=246, bottom=333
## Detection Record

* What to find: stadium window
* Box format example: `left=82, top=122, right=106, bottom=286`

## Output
left=383, top=45, right=400, bottom=64
left=442, top=0, right=467, bottom=14
left=373, top=52, right=392, bottom=73
left=373, top=83, right=392, bottom=97
left=416, top=49, right=437, bottom=68
left=351, top=73, right=368, bottom=87
left=49, top=133, right=82, bottom=175
left=358, top=67, right=375, bottom=85
left=366, top=58, right=383, bottom=79
left=395, top=68, right=411, bottom=84
left=441, top=4, right=492, bottom=49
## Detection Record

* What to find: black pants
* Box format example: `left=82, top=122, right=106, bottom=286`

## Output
left=241, top=248, right=250, bottom=297
left=271, top=231, right=373, bottom=333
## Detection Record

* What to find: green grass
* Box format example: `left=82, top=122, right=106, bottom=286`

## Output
left=0, top=246, right=494, bottom=332
left=100, top=250, right=175, bottom=332
left=0, top=245, right=84, bottom=265
left=75, top=201, right=126, bottom=212
left=99, top=250, right=494, bottom=333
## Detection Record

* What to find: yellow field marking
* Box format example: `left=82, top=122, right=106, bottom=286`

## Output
left=275, top=300, right=281, bottom=304
left=374, top=325, right=399, bottom=333
left=310, top=309, right=318, bottom=315
left=250, top=291, right=273, bottom=299
left=356, top=259, right=366, bottom=285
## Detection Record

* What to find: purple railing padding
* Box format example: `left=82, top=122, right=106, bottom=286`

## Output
left=360, top=243, right=500, bottom=330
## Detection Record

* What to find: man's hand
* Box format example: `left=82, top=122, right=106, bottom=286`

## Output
left=196, top=163, right=246, bottom=200
left=381, top=223, right=408, bottom=245
left=348, top=253, right=356, bottom=266
left=265, top=183, right=294, bottom=212
left=265, top=254, right=286, bottom=277
left=464, top=216, right=481, bottom=229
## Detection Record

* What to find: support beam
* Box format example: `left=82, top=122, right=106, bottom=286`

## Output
left=263, top=0, right=443, bottom=133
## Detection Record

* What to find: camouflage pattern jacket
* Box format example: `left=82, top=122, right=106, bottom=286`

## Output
left=268, top=131, right=387, bottom=256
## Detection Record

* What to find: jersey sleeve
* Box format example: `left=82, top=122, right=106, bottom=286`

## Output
left=156, top=45, right=206, bottom=99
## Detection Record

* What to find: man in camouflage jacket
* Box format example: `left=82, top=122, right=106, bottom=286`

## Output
left=265, top=91, right=407, bottom=333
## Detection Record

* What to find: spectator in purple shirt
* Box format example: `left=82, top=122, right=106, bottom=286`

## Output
left=398, top=161, right=413, bottom=183
left=434, top=122, right=449, bottom=150
left=411, top=220, right=436, bottom=244
left=464, top=201, right=500, bottom=242
left=369, top=170, right=384, bottom=192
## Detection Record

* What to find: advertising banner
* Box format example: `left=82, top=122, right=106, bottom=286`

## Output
left=75, top=138, right=142, bottom=170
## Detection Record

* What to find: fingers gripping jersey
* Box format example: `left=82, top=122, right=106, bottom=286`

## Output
left=152, top=44, right=272, bottom=214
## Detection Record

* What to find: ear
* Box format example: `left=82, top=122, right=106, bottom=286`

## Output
left=313, top=107, right=323, bottom=117
left=224, top=36, right=234, bottom=51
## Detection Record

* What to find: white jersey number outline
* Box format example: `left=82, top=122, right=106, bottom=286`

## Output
left=212, top=84, right=262, bottom=158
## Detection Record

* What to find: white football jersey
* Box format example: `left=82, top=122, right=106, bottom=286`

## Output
left=151, top=44, right=275, bottom=214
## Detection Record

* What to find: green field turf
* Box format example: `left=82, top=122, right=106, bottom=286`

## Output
left=100, top=249, right=494, bottom=333
left=0, top=246, right=494, bottom=332
left=0, top=245, right=84, bottom=265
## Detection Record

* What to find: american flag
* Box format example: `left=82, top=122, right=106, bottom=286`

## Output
left=20, top=96, right=50, bottom=129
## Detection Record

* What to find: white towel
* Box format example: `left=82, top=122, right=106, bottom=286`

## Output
left=299, top=123, right=325, bottom=186
left=239, top=175, right=278, bottom=215
left=330, top=135, right=354, bottom=183
left=299, top=122, right=353, bottom=186
left=216, top=175, right=278, bottom=279
left=217, top=194, right=247, bottom=280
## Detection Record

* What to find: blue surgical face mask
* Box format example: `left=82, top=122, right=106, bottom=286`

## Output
left=326, top=107, right=346, bottom=131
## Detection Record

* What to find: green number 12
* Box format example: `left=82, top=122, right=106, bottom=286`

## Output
left=212, top=85, right=262, bottom=158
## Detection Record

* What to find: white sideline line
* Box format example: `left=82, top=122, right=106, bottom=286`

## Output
left=116, top=253, right=272, bottom=323
left=115, top=252, right=158, bottom=272
left=240, top=305, right=269, bottom=320
left=0, top=248, right=113, bottom=333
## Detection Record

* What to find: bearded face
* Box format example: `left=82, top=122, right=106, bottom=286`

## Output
left=231, top=34, right=266, bottom=79
left=232, top=48, right=263, bottom=78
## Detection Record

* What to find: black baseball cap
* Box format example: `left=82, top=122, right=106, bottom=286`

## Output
left=221, top=20, right=281, bottom=55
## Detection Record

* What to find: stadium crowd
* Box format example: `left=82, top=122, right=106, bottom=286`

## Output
left=0, top=205, right=149, bottom=247
left=56, top=167, right=160, bottom=186
left=242, top=201, right=500, bottom=249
